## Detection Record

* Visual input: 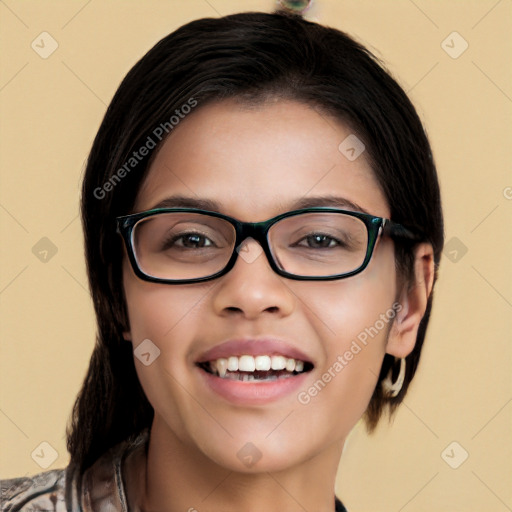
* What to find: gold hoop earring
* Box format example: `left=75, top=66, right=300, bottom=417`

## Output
left=382, top=357, right=406, bottom=398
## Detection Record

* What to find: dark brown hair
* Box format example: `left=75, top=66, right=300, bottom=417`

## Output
left=67, top=10, right=444, bottom=474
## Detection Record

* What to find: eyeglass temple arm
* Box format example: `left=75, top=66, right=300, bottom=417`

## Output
left=381, top=219, right=422, bottom=241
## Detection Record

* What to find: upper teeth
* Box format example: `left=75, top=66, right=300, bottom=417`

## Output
left=208, top=355, right=305, bottom=378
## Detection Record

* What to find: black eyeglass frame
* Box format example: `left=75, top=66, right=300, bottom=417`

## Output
left=116, top=207, right=421, bottom=284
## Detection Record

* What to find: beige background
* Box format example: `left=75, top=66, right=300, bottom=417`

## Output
left=1, top=1, right=511, bottom=511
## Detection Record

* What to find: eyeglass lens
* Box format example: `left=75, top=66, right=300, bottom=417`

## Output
left=132, top=212, right=369, bottom=280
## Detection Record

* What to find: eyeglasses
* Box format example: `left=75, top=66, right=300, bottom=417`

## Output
left=116, top=207, right=420, bottom=284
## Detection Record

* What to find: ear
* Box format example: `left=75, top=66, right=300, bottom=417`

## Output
left=386, top=243, right=435, bottom=358
left=123, top=331, right=132, bottom=342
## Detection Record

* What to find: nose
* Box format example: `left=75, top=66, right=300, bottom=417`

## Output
left=210, top=238, right=295, bottom=320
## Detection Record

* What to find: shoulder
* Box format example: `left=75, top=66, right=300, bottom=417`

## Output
left=1, top=429, right=149, bottom=512
left=0, top=467, right=72, bottom=511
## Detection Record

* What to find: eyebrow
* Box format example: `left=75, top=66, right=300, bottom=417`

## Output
left=291, top=196, right=370, bottom=215
left=147, top=194, right=370, bottom=215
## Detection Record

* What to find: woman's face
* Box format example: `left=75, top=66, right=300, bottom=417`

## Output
left=122, top=98, right=408, bottom=473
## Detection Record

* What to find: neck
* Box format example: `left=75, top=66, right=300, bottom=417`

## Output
left=127, top=416, right=344, bottom=512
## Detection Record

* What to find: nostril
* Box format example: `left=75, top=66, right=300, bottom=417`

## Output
left=221, top=305, right=282, bottom=317
left=225, top=306, right=242, bottom=313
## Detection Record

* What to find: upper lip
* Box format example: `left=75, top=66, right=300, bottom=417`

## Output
left=196, top=337, right=314, bottom=365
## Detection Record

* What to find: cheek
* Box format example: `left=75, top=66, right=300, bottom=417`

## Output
left=300, top=240, right=398, bottom=350
left=122, top=266, right=204, bottom=393
left=291, top=244, right=398, bottom=423
left=123, top=261, right=210, bottom=343
left=123, top=272, right=217, bottom=438
left=291, top=290, right=395, bottom=441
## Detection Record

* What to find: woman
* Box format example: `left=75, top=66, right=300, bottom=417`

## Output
left=1, top=8, right=443, bottom=512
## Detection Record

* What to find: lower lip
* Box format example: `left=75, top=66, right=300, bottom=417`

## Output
left=197, top=367, right=311, bottom=405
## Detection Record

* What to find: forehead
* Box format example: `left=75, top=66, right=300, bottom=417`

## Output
left=134, top=99, right=389, bottom=220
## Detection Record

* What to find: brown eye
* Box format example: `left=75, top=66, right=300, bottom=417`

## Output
left=163, top=233, right=214, bottom=250
left=297, top=234, right=339, bottom=249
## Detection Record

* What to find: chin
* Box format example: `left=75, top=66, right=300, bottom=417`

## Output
left=195, top=432, right=319, bottom=475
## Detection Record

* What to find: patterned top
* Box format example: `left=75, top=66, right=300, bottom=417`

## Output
left=1, top=430, right=348, bottom=511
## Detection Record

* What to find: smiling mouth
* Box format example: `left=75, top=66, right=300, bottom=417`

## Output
left=197, top=354, right=314, bottom=382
